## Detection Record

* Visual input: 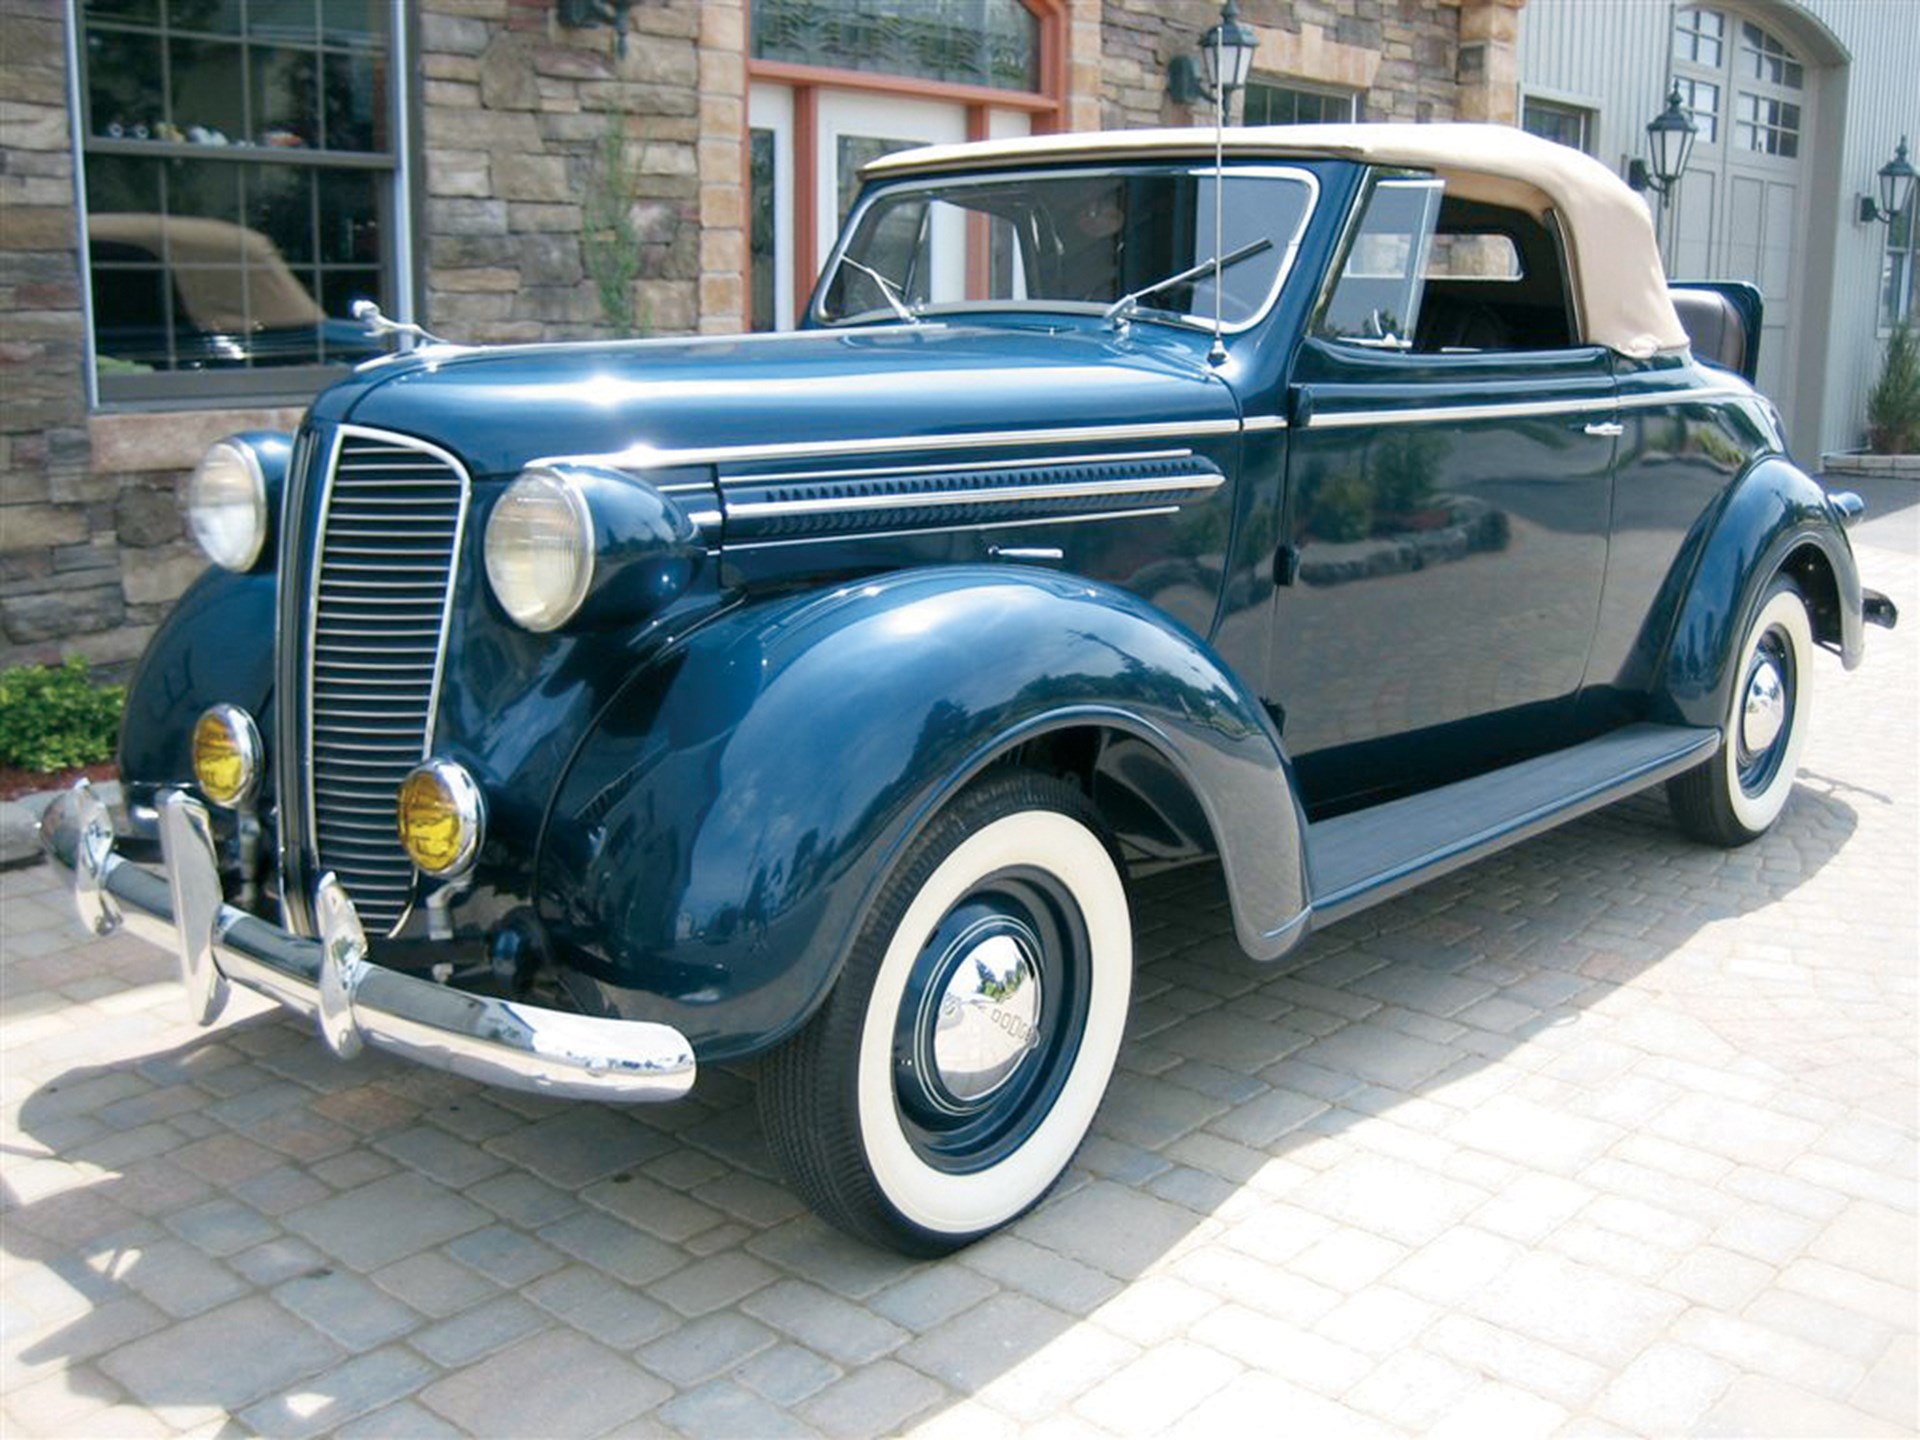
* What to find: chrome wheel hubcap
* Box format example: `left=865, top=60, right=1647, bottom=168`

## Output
left=1741, top=656, right=1786, bottom=755
left=931, top=926, right=1042, bottom=1102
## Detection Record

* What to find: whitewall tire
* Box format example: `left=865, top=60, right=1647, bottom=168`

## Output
left=1669, top=577, right=1813, bottom=846
left=759, top=770, right=1132, bottom=1254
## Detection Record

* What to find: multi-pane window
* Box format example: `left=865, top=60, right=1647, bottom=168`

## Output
left=1240, top=81, right=1358, bottom=127
left=1886, top=203, right=1918, bottom=332
left=78, top=1, right=401, bottom=405
left=1521, top=97, right=1593, bottom=154
left=1740, top=21, right=1803, bottom=89
left=1733, top=93, right=1800, bottom=157
left=751, top=0, right=1040, bottom=93
left=1673, top=8, right=1724, bottom=67
left=1672, top=76, right=1720, bottom=144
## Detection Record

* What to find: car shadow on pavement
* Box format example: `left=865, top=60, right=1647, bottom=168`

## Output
left=0, top=779, right=1870, bottom=1435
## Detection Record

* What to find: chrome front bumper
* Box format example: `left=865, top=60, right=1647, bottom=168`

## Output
left=37, top=782, right=696, bottom=1102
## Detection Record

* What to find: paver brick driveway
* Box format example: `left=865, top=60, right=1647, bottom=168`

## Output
left=4, top=535, right=1915, bottom=1439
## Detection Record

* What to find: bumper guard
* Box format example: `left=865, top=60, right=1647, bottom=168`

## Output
left=38, top=782, right=696, bottom=1102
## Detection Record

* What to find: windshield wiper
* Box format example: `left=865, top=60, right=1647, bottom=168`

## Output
left=1102, top=237, right=1274, bottom=327
left=836, top=257, right=921, bottom=324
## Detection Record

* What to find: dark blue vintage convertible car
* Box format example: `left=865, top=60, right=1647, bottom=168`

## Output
left=44, top=124, right=1896, bottom=1253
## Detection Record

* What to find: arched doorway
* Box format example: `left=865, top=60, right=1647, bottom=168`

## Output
left=1667, top=3, right=1846, bottom=447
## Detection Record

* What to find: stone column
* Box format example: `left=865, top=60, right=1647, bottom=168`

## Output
left=696, top=0, right=747, bottom=334
left=1449, top=0, right=1528, bottom=125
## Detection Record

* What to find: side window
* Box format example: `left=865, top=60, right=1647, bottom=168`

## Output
left=1319, top=174, right=1580, bottom=354
left=1315, top=178, right=1442, bottom=348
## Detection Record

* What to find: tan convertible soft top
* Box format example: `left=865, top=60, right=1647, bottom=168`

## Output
left=865, top=124, right=1689, bottom=359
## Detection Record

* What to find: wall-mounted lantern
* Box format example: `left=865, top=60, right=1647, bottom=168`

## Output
left=557, top=0, right=633, bottom=58
left=1628, top=85, right=1700, bottom=197
left=1858, top=137, right=1917, bottom=225
left=1167, top=2, right=1261, bottom=116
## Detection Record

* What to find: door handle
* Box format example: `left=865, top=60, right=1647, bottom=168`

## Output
left=1583, top=421, right=1624, bottom=438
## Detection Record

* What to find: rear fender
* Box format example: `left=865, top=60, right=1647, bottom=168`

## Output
left=539, top=567, right=1309, bottom=1061
left=1655, top=456, right=1863, bottom=728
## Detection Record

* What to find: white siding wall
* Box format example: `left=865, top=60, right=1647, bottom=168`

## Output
left=1518, top=0, right=1920, bottom=458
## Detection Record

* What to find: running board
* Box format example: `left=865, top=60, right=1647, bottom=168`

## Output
left=1307, top=722, right=1719, bottom=927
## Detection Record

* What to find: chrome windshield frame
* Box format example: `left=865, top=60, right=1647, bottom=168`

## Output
left=811, top=163, right=1321, bottom=338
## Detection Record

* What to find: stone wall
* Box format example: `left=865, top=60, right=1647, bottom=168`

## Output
left=1100, top=0, right=1472, bottom=128
left=0, top=0, right=747, bottom=679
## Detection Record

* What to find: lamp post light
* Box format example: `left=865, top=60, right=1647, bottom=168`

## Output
left=1628, top=85, right=1701, bottom=198
left=1858, top=136, right=1917, bottom=225
left=1167, top=2, right=1261, bottom=121
left=1627, top=84, right=1700, bottom=265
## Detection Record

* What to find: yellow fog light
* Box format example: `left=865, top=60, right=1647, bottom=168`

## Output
left=397, top=760, right=485, bottom=877
left=191, top=704, right=263, bottom=808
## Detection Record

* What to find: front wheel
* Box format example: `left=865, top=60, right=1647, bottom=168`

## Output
left=759, top=770, right=1132, bottom=1255
left=1667, top=576, right=1814, bottom=847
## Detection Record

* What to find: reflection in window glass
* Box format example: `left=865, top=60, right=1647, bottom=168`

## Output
left=752, top=0, right=1040, bottom=93
left=80, top=1, right=397, bottom=399
left=750, top=128, right=777, bottom=331
left=1885, top=204, right=1917, bottom=331
left=1734, top=94, right=1799, bottom=157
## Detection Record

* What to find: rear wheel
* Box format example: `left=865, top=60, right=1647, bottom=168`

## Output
left=1668, top=576, right=1813, bottom=846
left=759, top=770, right=1132, bottom=1255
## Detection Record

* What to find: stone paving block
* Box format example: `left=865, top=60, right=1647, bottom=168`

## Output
left=1315, top=1284, right=1438, bottom=1358
left=1674, top=1308, right=1869, bottom=1401
left=540, top=1210, right=690, bottom=1289
left=522, top=1265, right=677, bottom=1350
left=1191, top=1303, right=1371, bottom=1397
left=332, top=1397, right=466, bottom=1439
left=1852, top=1333, right=1919, bottom=1429
left=371, top=1125, right=509, bottom=1188
left=735, top=1342, right=842, bottom=1407
left=1657, top=1244, right=1776, bottom=1311
left=639, top=1310, right=778, bottom=1388
left=421, top=1327, right=670, bottom=1437
left=1470, top=1243, right=1683, bottom=1367
left=96, top=1295, right=341, bottom=1413
left=659, top=1378, right=824, bottom=1439
left=796, top=1358, right=945, bottom=1439
left=162, top=1197, right=279, bottom=1258
left=743, top=1278, right=911, bottom=1367
left=1015, top=1180, right=1206, bottom=1277
left=101, top=1237, right=248, bottom=1320
left=1072, top=1338, right=1241, bottom=1437
left=1424, top=1379, right=1567, bottom=1440
left=236, top=1345, right=434, bottom=1440
left=283, top=1172, right=490, bottom=1272
left=367, top=1250, right=500, bottom=1319
left=867, top=1265, right=997, bottom=1334
left=443, top=1224, right=565, bottom=1288
left=1693, top=1373, right=1907, bottom=1438
left=463, top=1170, right=578, bottom=1229
left=583, top=1171, right=729, bottom=1243
left=1293, top=1151, right=1489, bottom=1248
left=271, top=1267, right=418, bottom=1350
left=1592, top=1339, right=1737, bottom=1434
left=410, top=1296, right=548, bottom=1368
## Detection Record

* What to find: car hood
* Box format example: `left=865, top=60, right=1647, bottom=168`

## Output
left=324, top=322, right=1239, bottom=478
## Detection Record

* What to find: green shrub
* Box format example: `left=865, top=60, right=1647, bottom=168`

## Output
left=0, top=658, right=125, bottom=773
left=1867, top=319, right=1920, bottom=454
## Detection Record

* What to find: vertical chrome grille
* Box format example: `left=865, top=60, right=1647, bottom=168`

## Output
left=308, top=427, right=470, bottom=936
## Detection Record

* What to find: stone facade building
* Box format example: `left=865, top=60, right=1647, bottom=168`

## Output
left=33, top=0, right=1910, bottom=681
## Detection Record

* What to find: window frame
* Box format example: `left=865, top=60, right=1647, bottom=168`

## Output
left=67, top=0, right=417, bottom=412
left=1519, top=94, right=1596, bottom=155
left=1239, top=78, right=1360, bottom=127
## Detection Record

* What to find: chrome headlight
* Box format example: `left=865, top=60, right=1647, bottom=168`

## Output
left=187, top=439, right=269, bottom=571
left=485, top=469, right=595, bottom=632
left=191, top=703, right=264, bottom=808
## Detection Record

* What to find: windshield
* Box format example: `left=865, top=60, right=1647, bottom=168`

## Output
left=816, top=165, right=1317, bottom=330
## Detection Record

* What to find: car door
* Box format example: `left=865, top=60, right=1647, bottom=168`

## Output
left=1272, top=175, right=1618, bottom=814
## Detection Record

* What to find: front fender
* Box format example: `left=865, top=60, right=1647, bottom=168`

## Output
left=118, top=564, right=276, bottom=813
left=539, top=567, right=1308, bottom=1061
left=1656, top=456, right=1863, bottom=728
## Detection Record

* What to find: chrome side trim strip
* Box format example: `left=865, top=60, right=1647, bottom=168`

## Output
left=531, top=418, right=1243, bottom=473
left=1304, top=386, right=1756, bottom=431
left=1242, top=415, right=1288, bottom=432
left=1306, top=395, right=1618, bottom=428
left=727, top=505, right=1183, bottom=550
left=724, top=448, right=1192, bottom=487
left=727, top=470, right=1222, bottom=520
